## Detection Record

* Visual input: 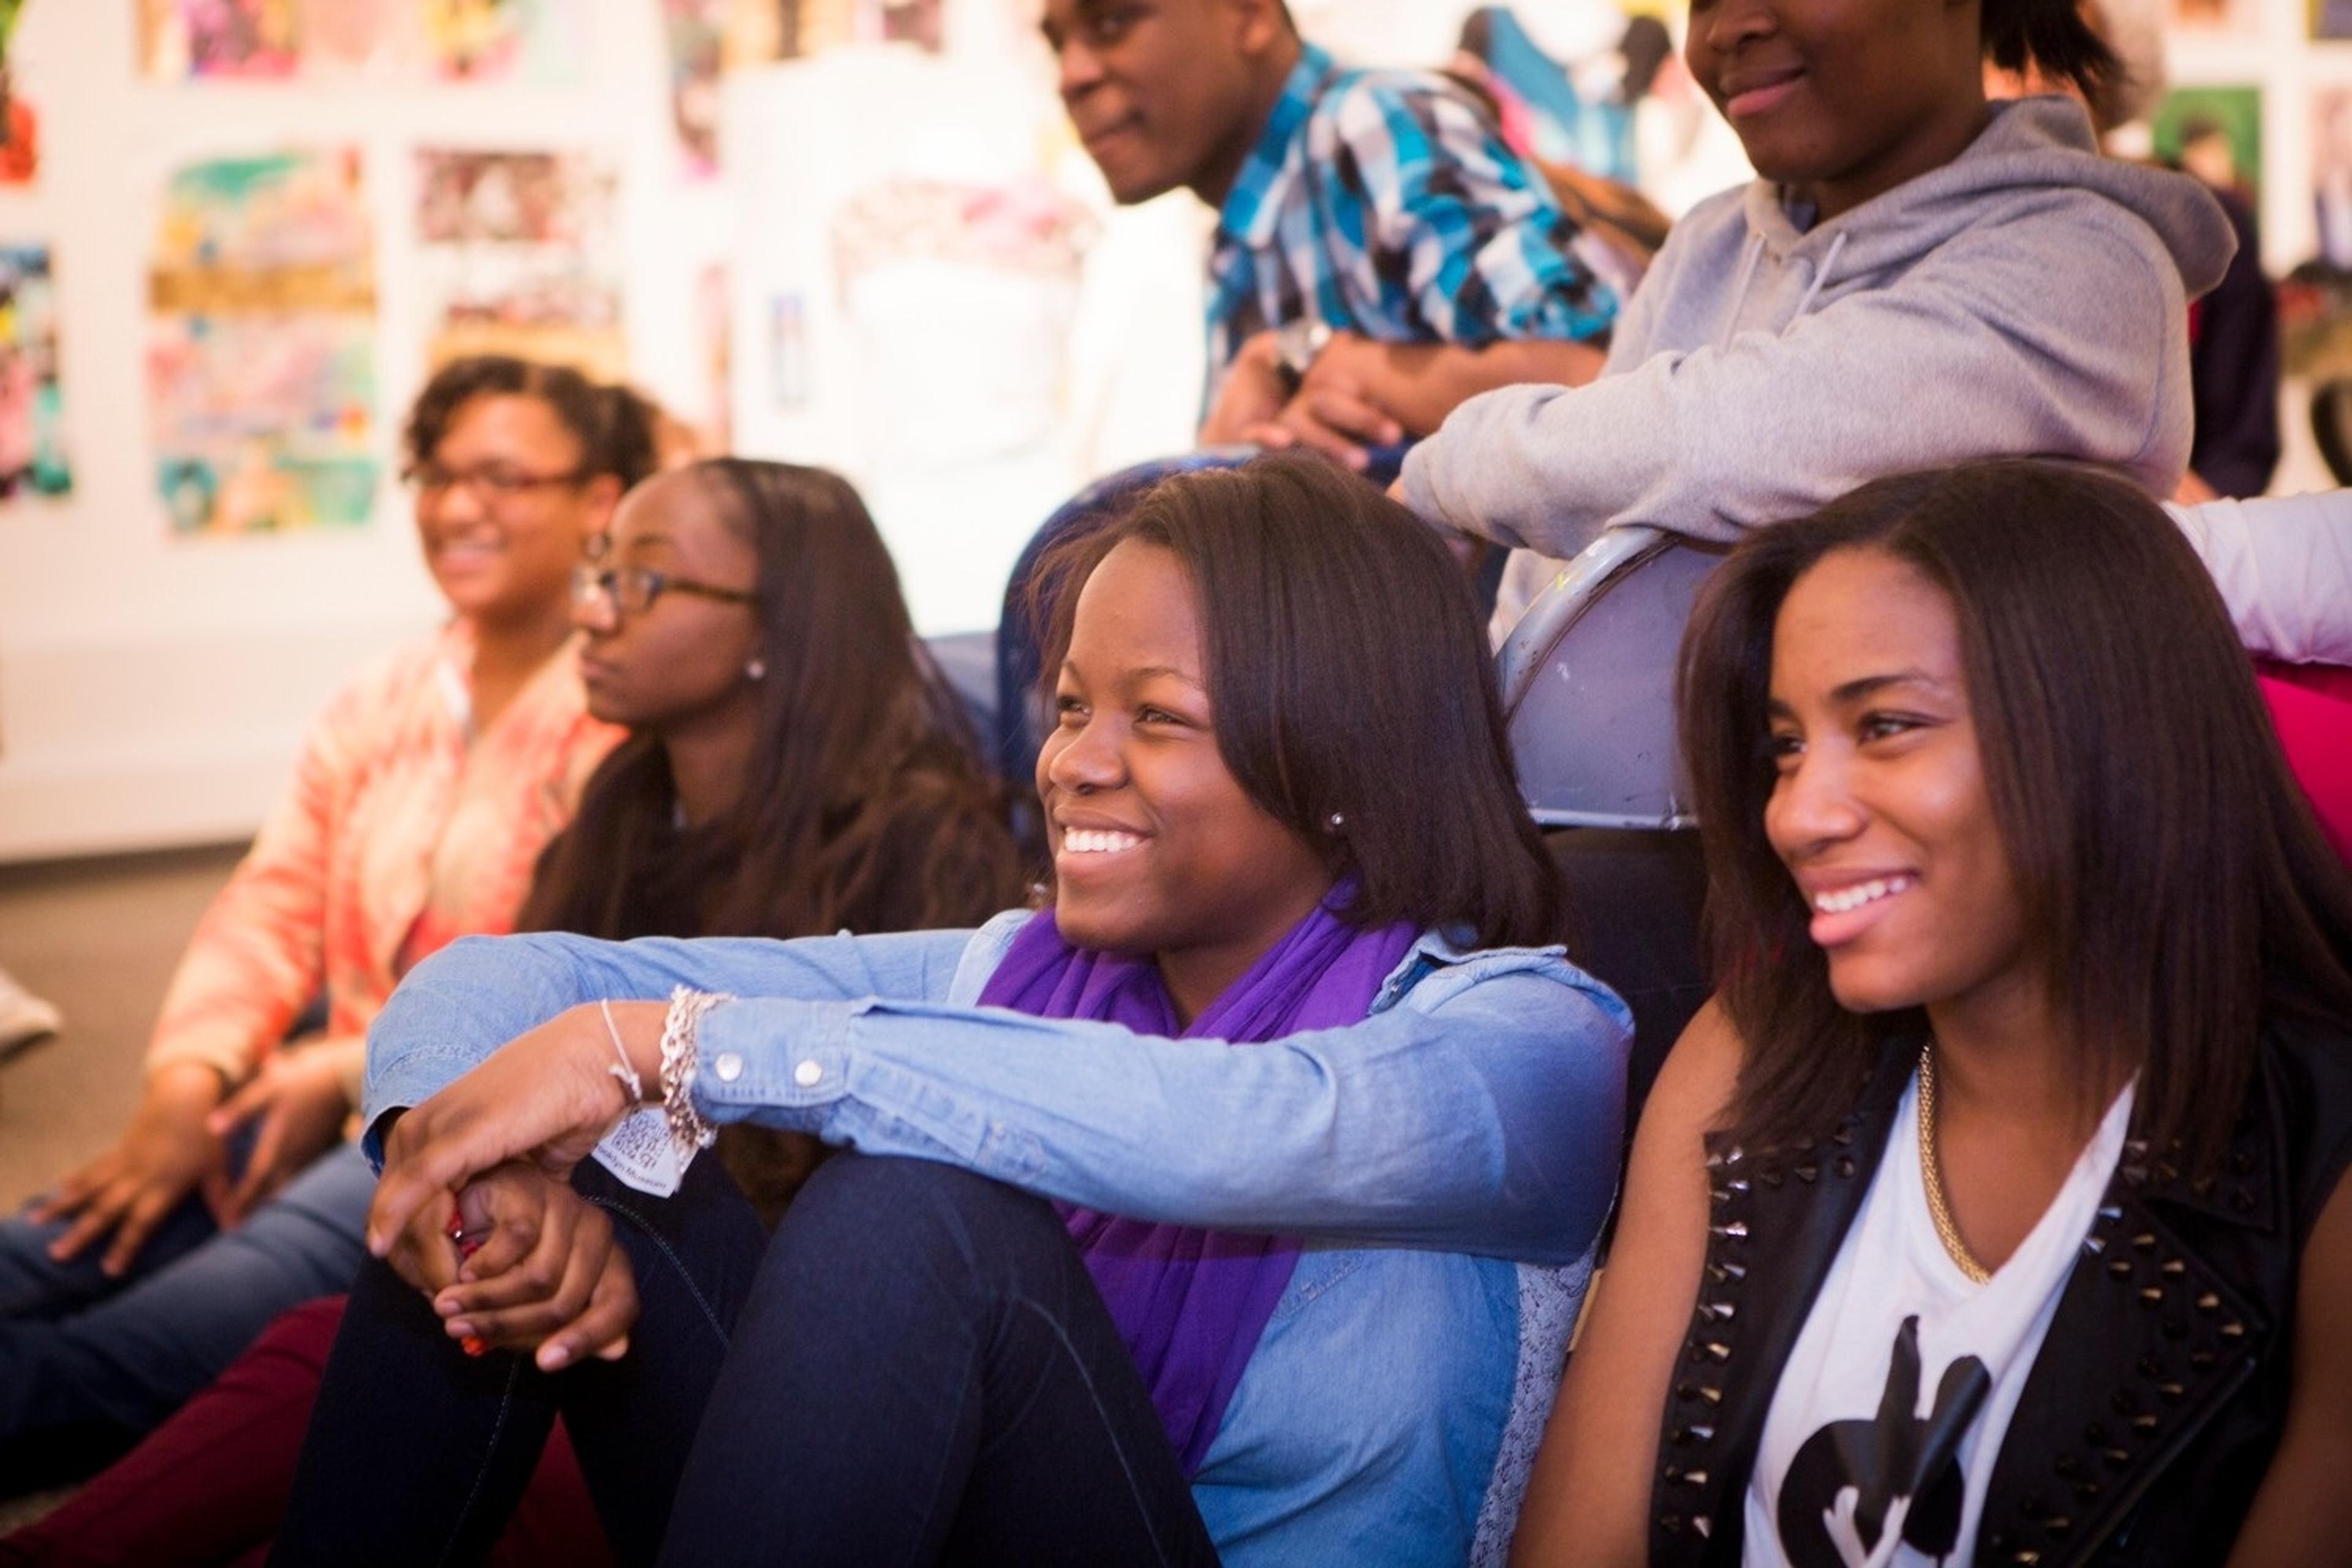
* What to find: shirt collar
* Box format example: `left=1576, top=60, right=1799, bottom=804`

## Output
left=1216, top=42, right=1338, bottom=252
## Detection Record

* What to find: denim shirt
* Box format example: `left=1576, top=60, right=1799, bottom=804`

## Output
left=363, top=911, right=1632, bottom=1565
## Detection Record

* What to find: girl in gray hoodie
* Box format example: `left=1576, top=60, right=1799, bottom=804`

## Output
left=1394, top=0, right=2237, bottom=631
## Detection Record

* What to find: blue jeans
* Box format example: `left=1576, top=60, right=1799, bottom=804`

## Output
left=276, top=1155, right=1219, bottom=1567
left=0, top=1138, right=375, bottom=1486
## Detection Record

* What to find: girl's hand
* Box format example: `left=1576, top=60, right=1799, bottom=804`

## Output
left=208, top=1042, right=353, bottom=1223
left=368, top=1000, right=666, bottom=1262
left=1199, top=331, right=1292, bottom=447
left=428, top=1162, right=638, bottom=1372
left=33, top=1063, right=232, bottom=1275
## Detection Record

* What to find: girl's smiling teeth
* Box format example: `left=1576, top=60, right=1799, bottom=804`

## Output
left=1061, top=827, right=1144, bottom=854
left=1812, top=874, right=1914, bottom=914
left=432, top=533, right=504, bottom=564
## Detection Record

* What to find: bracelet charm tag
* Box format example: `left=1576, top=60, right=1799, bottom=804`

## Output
left=595, top=1106, right=690, bottom=1196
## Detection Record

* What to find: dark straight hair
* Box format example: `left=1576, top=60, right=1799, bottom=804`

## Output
left=1981, top=0, right=2120, bottom=100
left=403, top=355, right=660, bottom=490
left=1030, top=452, right=1564, bottom=950
left=524, top=459, right=1021, bottom=943
left=1678, top=459, right=2352, bottom=1172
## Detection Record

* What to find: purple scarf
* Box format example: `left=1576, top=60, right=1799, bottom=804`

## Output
left=977, top=894, right=1419, bottom=1476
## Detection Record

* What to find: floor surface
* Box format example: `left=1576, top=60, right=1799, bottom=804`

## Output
left=0, top=842, right=244, bottom=1531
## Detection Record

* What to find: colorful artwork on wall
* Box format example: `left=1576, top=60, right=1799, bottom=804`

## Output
left=146, top=149, right=378, bottom=535
left=138, top=0, right=304, bottom=77
left=665, top=0, right=726, bottom=178
left=2151, top=86, right=2262, bottom=203
left=0, top=245, right=70, bottom=500
left=828, top=175, right=1095, bottom=473
left=0, top=94, right=37, bottom=184
left=694, top=261, right=731, bottom=451
left=0, top=0, right=37, bottom=183
left=2316, top=89, right=2352, bottom=273
left=2169, top=0, right=2256, bottom=32
left=723, top=0, right=942, bottom=65
left=418, top=0, right=582, bottom=80
left=137, top=0, right=584, bottom=83
left=414, top=147, right=624, bottom=379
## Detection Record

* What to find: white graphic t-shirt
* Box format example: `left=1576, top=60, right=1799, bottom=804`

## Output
left=1741, top=1074, right=2136, bottom=1567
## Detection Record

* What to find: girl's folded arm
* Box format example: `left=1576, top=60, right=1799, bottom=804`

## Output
left=694, top=962, right=1632, bottom=1265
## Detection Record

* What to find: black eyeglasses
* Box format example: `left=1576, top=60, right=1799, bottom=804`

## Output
left=573, top=563, right=758, bottom=616
left=404, top=463, right=590, bottom=500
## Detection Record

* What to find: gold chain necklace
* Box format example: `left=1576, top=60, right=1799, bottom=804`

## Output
left=1917, top=1041, right=1992, bottom=1284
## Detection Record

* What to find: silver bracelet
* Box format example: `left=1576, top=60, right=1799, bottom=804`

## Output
left=658, top=986, right=729, bottom=1156
left=598, top=997, right=645, bottom=1107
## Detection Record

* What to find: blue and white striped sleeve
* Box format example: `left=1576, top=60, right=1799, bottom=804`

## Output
left=1314, top=76, right=1616, bottom=345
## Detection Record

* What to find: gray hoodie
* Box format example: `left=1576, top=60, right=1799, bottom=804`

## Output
left=1395, top=96, right=2237, bottom=628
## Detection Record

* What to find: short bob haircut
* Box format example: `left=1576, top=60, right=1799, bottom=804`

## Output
left=1678, top=459, right=2352, bottom=1172
left=402, top=354, right=660, bottom=493
left=1030, top=452, right=1564, bottom=951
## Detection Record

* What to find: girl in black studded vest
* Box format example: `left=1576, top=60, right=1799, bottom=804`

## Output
left=1510, top=461, right=2352, bottom=1567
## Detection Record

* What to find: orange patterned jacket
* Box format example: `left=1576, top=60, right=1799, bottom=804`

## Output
left=144, top=621, right=622, bottom=1095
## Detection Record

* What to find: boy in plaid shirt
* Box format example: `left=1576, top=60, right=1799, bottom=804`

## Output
left=1041, top=0, right=1618, bottom=469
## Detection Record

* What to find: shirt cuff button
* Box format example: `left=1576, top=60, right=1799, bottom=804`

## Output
left=712, top=1052, right=744, bottom=1084
left=793, top=1059, right=824, bottom=1088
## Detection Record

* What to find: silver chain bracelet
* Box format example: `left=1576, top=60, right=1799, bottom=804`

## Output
left=658, top=985, right=729, bottom=1157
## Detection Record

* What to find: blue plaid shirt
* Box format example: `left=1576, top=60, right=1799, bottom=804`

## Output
left=1205, top=43, right=1616, bottom=394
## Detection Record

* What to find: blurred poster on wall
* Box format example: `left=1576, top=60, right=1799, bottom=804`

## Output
left=693, top=261, right=731, bottom=451
left=828, top=175, right=1093, bottom=472
left=138, top=0, right=301, bottom=78
left=728, top=48, right=1098, bottom=631
left=723, top=0, right=941, bottom=64
left=666, top=0, right=726, bottom=178
left=0, top=96, right=37, bottom=184
left=2170, top=0, right=2256, bottom=32
left=138, top=0, right=585, bottom=83
left=2151, top=85, right=2261, bottom=204
left=418, top=0, right=584, bottom=80
left=2285, top=88, right=2352, bottom=386
left=0, top=245, right=69, bottom=500
left=414, top=147, right=624, bottom=380
left=2315, top=89, right=2352, bottom=272
left=146, top=149, right=377, bottom=535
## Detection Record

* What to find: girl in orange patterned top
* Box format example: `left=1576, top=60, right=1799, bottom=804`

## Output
left=0, top=356, right=654, bottom=1491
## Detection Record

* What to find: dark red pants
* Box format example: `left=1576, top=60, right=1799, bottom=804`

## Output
left=0, top=1296, right=611, bottom=1568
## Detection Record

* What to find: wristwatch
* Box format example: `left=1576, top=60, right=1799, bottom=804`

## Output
left=1273, top=317, right=1333, bottom=395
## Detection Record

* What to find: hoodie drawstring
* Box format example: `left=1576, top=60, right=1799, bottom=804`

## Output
left=1793, top=229, right=1848, bottom=320
left=1717, top=226, right=1848, bottom=352
left=1717, top=231, right=1766, bottom=352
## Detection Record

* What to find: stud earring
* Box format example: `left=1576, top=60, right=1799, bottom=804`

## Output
left=745, top=658, right=767, bottom=682
left=1325, top=812, right=1346, bottom=832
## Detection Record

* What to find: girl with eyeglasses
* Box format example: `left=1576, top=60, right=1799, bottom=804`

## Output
left=0, top=355, right=651, bottom=1492
left=1, top=459, right=1024, bottom=1563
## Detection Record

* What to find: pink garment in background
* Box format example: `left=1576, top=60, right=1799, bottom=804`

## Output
left=2258, top=662, right=2352, bottom=866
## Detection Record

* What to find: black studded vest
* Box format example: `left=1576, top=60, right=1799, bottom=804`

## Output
left=1649, top=1014, right=2352, bottom=1567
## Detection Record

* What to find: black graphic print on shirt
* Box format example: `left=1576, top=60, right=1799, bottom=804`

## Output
left=1777, top=1314, right=1992, bottom=1567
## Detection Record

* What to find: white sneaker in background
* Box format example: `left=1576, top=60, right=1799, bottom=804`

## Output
left=0, top=963, right=61, bottom=1058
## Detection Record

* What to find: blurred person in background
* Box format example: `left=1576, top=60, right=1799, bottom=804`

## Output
left=0, top=355, right=656, bottom=1493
